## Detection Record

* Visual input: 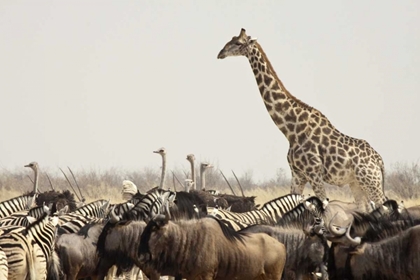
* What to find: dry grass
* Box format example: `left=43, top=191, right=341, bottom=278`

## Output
left=1, top=162, right=419, bottom=207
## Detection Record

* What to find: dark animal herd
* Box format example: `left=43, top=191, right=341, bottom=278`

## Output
left=1, top=182, right=420, bottom=280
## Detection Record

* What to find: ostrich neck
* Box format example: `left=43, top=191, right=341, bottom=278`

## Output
left=189, top=160, right=196, bottom=190
left=159, top=155, right=166, bottom=189
left=34, top=167, right=39, bottom=193
left=200, top=168, right=206, bottom=191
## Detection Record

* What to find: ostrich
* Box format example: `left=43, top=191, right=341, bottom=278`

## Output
left=184, top=179, right=193, bottom=193
left=153, top=147, right=167, bottom=189
left=25, top=161, right=77, bottom=212
left=200, top=162, right=213, bottom=191
left=121, top=180, right=138, bottom=201
left=186, top=154, right=196, bottom=190
left=24, top=161, right=40, bottom=194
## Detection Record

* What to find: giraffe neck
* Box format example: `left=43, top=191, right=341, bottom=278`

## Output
left=245, top=42, right=332, bottom=144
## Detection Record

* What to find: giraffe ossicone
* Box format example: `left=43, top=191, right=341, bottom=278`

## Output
left=218, top=28, right=386, bottom=213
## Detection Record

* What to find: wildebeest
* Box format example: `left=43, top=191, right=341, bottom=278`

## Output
left=336, top=224, right=420, bottom=279
left=404, top=203, right=420, bottom=220
left=328, top=216, right=420, bottom=280
left=326, top=199, right=414, bottom=246
left=139, top=215, right=287, bottom=280
left=95, top=219, right=159, bottom=280
left=169, top=191, right=208, bottom=219
left=218, top=193, right=258, bottom=212
left=240, top=221, right=329, bottom=280
left=55, top=221, right=106, bottom=279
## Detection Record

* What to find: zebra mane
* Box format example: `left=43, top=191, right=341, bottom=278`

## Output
left=170, top=191, right=207, bottom=219
left=276, top=196, right=324, bottom=229
left=351, top=201, right=405, bottom=228
left=73, top=199, right=108, bottom=218
left=362, top=218, right=418, bottom=242
left=260, top=194, right=302, bottom=212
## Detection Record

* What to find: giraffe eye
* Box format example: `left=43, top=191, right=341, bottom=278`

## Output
left=235, top=42, right=242, bottom=46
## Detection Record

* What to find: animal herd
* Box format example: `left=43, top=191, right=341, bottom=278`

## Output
left=1, top=28, right=416, bottom=279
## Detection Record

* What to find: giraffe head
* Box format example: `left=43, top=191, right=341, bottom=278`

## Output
left=217, top=28, right=257, bottom=59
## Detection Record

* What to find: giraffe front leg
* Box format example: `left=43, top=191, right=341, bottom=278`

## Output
left=355, top=166, right=387, bottom=212
left=290, top=171, right=307, bottom=195
left=304, top=168, right=329, bottom=209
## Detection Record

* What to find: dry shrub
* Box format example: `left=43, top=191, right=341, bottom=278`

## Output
left=0, top=162, right=419, bottom=207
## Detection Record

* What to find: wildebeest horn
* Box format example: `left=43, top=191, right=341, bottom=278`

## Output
left=328, top=212, right=347, bottom=236
left=109, top=206, right=120, bottom=224
left=326, top=221, right=361, bottom=246
left=127, top=203, right=134, bottom=210
left=101, top=200, right=110, bottom=212
left=312, top=217, right=325, bottom=235
left=57, top=205, right=69, bottom=215
left=43, top=203, right=50, bottom=215
left=345, top=222, right=361, bottom=246
left=304, top=200, right=316, bottom=211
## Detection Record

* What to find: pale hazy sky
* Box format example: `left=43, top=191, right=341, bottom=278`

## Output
left=0, top=1, right=419, bottom=181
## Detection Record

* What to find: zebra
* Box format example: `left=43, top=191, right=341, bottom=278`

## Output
left=209, top=194, right=303, bottom=230
left=57, top=212, right=105, bottom=235
left=0, top=246, right=7, bottom=280
left=111, top=201, right=135, bottom=217
left=124, top=188, right=176, bottom=221
left=0, top=204, right=49, bottom=228
left=57, top=201, right=135, bottom=235
left=72, top=199, right=110, bottom=218
left=0, top=194, right=36, bottom=219
left=0, top=213, right=60, bottom=279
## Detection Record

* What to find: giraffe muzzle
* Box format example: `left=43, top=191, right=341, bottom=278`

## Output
left=217, top=50, right=227, bottom=59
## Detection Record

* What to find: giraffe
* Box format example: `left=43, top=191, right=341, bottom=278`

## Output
left=217, top=28, right=386, bottom=212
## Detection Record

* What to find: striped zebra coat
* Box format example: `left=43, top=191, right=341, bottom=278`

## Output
left=209, top=194, right=303, bottom=230
left=0, top=246, right=7, bottom=280
left=0, top=194, right=36, bottom=219
left=0, top=213, right=59, bottom=280
left=0, top=204, right=49, bottom=228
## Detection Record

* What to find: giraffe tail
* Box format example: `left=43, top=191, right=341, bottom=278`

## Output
left=381, top=163, right=386, bottom=199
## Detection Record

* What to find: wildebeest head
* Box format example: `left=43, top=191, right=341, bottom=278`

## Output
left=138, top=214, right=169, bottom=263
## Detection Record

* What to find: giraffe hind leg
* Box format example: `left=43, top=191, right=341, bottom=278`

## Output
left=290, top=173, right=307, bottom=195
left=355, top=167, right=386, bottom=210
